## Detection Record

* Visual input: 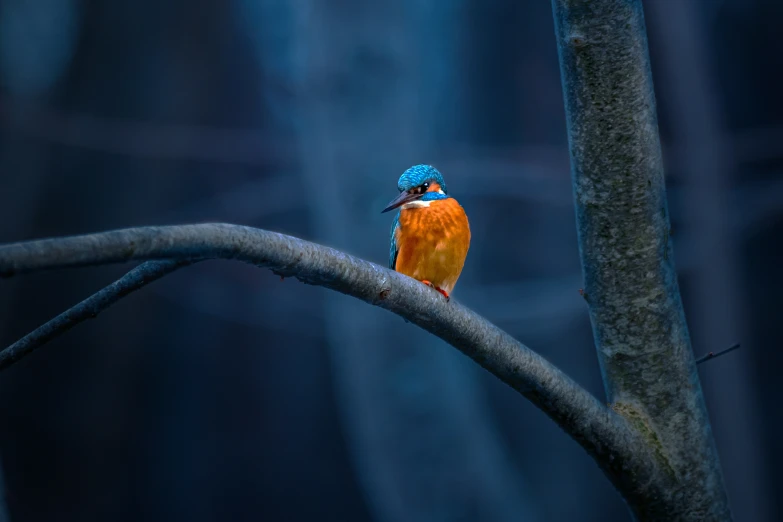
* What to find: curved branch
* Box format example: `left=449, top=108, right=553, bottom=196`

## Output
left=0, top=259, right=190, bottom=371
left=0, top=223, right=671, bottom=509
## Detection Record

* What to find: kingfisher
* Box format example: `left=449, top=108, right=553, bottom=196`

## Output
left=381, top=164, right=470, bottom=301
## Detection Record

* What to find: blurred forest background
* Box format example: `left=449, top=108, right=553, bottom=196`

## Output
left=0, top=0, right=781, bottom=521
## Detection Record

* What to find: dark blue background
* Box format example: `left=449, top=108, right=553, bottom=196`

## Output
left=0, top=1, right=780, bottom=521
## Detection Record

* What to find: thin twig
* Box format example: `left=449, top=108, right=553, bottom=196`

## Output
left=0, top=259, right=190, bottom=371
left=696, top=343, right=741, bottom=365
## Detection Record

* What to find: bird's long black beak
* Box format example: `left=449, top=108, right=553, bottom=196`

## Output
left=381, top=191, right=420, bottom=213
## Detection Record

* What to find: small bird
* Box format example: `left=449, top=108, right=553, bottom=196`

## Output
left=382, top=164, right=470, bottom=301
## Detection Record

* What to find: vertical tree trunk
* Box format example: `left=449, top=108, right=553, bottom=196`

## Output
left=551, top=0, right=732, bottom=519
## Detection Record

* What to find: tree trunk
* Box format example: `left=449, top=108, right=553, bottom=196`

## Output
left=552, top=0, right=732, bottom=519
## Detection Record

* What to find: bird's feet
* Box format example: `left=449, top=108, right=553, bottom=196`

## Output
left=420, top=280, right=450, bottom=302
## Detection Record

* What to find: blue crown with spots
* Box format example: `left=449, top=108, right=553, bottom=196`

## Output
left=397, top=164, right=447, bottom=194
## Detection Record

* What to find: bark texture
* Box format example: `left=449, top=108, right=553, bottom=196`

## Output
left=552, top=0, right=731, bottom=519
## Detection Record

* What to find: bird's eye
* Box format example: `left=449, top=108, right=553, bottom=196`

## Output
left=408, top=183, right=429, bottom=195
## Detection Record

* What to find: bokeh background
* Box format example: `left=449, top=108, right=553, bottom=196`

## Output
left=0, top=0, right=780, bottom=521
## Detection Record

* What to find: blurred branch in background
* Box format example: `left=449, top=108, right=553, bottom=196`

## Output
left=3, top=98, right=782, bottom=240
left=0, top=99, right=293, bottom=168
left=3, top=96, right=782, bottom=166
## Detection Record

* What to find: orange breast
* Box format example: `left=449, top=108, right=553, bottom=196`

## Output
left=395, top=198, right=471, bottom=294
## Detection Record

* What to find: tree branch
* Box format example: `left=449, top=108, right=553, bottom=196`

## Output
left=0, top=223, right=674, bottom=511
left=696, top=343, right=741, bottom=365
left=553, top=0, right=731, bottom=519
left=0, top=260, right=190, bottom=371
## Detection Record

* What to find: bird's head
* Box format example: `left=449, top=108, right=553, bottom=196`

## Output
left=381, top=164, right=449, bottom=213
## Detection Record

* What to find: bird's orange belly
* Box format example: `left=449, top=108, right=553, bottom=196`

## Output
left=395, top=199, right=470, bottom=294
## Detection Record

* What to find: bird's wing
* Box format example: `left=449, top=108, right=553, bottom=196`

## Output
left=389, top=211, right=400, bottom=270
